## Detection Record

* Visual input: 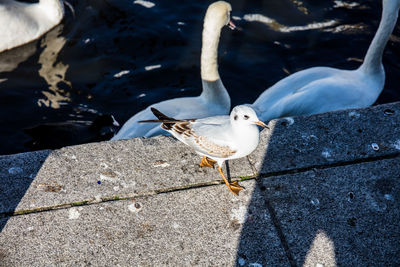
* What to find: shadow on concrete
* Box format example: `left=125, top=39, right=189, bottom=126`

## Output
left=235, top=114, right=400, bottom=266
left=0, top=150, right=51, bottom=232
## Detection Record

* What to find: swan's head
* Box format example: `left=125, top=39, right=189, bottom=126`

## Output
left=230, top=105, right=268, bottom=128
left=204, top=1, right=235, bottom=31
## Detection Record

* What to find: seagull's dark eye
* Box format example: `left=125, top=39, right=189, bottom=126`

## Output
left=244, top=115, right=249, bottom=120
left=234, top=115, right=238, bottom=120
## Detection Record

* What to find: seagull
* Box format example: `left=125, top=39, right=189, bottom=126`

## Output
left=111, top=1, right=235, bottom=140
left=251, top=0, right=400, bottom=122
left=140, top=105, right=267, bottom=195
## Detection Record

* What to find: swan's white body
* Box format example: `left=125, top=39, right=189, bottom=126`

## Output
left=112, top=1, right=232, bottom=140
left=0, top=0, right=64, bottom=53
left=251, top=0, right=400, bottom=122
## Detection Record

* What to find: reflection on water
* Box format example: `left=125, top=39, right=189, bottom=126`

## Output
left=242, top=14, right=338, bottom=33
left=38, top=24, right=72, bottom=109
left=0, top=0, right=399, bottom=155
left=0, top=41, right=37, bottom=74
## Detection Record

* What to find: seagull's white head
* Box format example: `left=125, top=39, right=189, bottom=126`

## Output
left=230, top=105, right=268, bottom=128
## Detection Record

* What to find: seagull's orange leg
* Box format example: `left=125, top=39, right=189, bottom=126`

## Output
left=200, top=156, right=217, bottom=168
left=217, top=166, right=243, bottom=196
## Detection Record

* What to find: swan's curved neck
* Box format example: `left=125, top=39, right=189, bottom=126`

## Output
left=359, top=0, right=400, bottom=74
left=201, top=23, right=222, bottom=82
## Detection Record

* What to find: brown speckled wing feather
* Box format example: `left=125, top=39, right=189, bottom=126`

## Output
left=171, top=122, right=236, bottom=158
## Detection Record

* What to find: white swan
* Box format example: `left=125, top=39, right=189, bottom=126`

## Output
left=0, top=0, right=64, bottom=53
left=111, top=1, right=234, bottom=140
left=251, top=0, right=400, bottom=122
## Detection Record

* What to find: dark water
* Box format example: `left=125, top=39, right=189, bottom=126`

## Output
left=1, top=0, right=399, bottom=155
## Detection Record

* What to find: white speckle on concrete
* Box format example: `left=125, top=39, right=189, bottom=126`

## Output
left=128, top=202, right=142, bottom=213
left=301, top=134, right=319, bottom=141
left=283, top=117, right=294, bottom=125
left=94, top=195, right=102, bottom=203
left=249, top=263, right=262, bottom=267
left=371, top=143, right=380, bottom=151
left=113, top=186, right=120, bottom=191
left=393, top=139, right=400, bottom=150
left=310, top=198, right=320, bottom=208
left=238, top=257, right=246, bottom=266
left=145, top=64, right=161, bottom=71
left=100, top=163, right=109, bottom=169
left=99, top=173, right=118, bottom=182
left=153, top=161, right=170, bottom=168
left=316, top=263, right=324, bottom=267
left=8, top=167, right=23, bottom=175
left=172, top=222, right=180, bottom=229
left=384, top=194, right=394, bottom=201
left=230, top=205, right=247, bottom=224
left=65, top=154, right=77, bottom=160
left=321, top=148, right=333, bottom=161
left=133, top=0, right=155, bottom=8
left=366, top=192, right=386, bottom=212
left=348, top=111, right=360, bottom=119
left=27, top=226, right=34, bottom=231
left=69, top=208, right=80, bottom=219
left=114, top=70, right=130, bottom=78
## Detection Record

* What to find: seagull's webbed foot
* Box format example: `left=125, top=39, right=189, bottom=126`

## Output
left=217, top=166, right=243, bottom=196
left=200, top=156, right=217, bottom=168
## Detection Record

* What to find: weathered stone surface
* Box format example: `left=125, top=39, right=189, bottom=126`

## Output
left=0, top=135, right=254, bottom=213
left=0, top=180, right=288, bottom=266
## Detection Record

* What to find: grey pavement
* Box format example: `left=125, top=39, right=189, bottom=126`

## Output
left=1, top=102, right=399, bottom=266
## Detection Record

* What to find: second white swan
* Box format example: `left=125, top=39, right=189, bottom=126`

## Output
left=251, top=0, right=400, bottom=122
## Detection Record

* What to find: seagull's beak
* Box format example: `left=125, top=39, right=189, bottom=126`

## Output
left=228, top=20, right=236, bottom=30
left=255, top=120, right=268, bottom=129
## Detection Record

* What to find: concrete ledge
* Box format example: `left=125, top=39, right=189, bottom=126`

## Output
left=1, top=102, right=399, bottom=266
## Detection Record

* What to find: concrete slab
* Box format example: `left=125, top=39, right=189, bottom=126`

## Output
left=249, top=102, right=400, bottom=174
left=0, top=135, right=255, bottom=213
left=1, top=102, right=399, bottom=266
left=238, top=157, right=400, bottom=266
left=0, top=180, right=289, bottom=266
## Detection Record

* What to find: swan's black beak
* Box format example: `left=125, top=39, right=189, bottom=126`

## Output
left=228, top=20, right=236, bottom=30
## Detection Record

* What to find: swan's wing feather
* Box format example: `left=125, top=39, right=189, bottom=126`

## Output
left=271, top=75, right=367, bottom=116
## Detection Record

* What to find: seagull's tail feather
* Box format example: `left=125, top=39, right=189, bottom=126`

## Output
left=150, top=107, right=176, bottom=121
left=138, top=107, right=179, bottom=130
